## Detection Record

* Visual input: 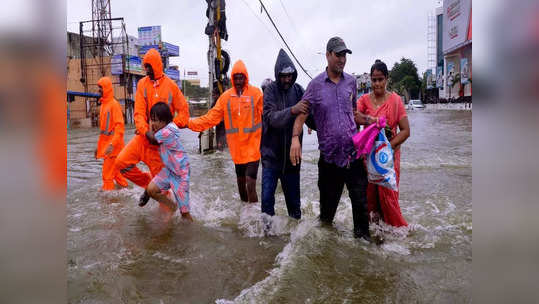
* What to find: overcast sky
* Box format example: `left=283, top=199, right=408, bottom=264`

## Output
left=67, top=0, right=438, bottom=87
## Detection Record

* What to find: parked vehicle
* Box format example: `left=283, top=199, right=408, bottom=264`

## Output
left=408, top=99, right=425, bottom=109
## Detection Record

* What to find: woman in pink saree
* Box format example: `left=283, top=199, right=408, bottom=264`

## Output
left=356, top=60, right=410, bottom=227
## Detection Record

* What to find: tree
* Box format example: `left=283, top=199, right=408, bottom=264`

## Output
left=182, top=80, right=209, bottom=100
left=388, top=58, right=421, bottom=100
left=420, top=71, right=428, bottom=100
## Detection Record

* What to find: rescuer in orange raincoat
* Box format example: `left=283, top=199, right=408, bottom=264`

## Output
left=114, top=49, right=190, bottom=202
left=94, top=76, right=128, bottom=190
left=188, top=60, right=263, bottom=203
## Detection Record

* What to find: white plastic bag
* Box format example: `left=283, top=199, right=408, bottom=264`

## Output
left=367, top=129, right=398, bottom=191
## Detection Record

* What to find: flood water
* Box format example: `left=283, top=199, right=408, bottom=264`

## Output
left=67, top=108, right=472, bottom=303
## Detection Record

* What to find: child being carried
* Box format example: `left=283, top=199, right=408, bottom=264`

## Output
left=139, top=102, right=193, bottom=221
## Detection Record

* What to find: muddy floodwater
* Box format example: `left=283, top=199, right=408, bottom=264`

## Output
left=67, top=109, right=472, bottom=303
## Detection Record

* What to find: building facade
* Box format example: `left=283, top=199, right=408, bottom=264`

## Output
left=442, top=0, right=472, bottom=101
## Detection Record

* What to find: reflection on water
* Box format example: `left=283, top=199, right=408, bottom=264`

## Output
left=68, top=109, right=471, bottom=303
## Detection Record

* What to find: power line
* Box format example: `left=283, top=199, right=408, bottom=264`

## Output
left=278, top=0, right=293, bottom=26
left=238, top=0, right=282, bottom=47
left=257, top=0, right=312, bottom=79
left=278, top=0, right=312, bottom=72
left=278, top=0, right=299, bottom=36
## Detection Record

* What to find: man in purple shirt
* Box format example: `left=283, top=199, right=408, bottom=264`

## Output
left=290, top=37, right=376, bottom=242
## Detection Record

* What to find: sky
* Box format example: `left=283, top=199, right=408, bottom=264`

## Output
left=67, top=0, right=439, bottom=87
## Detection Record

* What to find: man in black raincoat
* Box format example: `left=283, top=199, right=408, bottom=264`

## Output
left=261, top=49, right=314, bottom=220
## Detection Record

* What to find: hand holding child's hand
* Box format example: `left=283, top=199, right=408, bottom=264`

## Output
left=146, top=131, right=158, bottom=145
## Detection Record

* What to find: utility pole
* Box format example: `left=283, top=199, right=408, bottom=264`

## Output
left=183, top=69, right=188, bottom=101
left=201, top=0, right=221, bottom=153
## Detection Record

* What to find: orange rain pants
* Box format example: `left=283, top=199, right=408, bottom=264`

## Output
left=114, top=48, right=189, bottom=188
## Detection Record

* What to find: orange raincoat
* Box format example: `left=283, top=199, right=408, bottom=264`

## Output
left=96, top=76, right=127, bottom=190
left=188, top=60, right=263, bottom=164
left=115, top=48, right=190, bottom=188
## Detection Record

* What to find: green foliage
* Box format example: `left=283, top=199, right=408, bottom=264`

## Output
left=388, top=58, right=421, bottom=99
left=182, top=81, right=209, bottom=100
left=421, top=71, right=428, bottom=90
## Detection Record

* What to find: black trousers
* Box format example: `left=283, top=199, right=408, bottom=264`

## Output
left=318, top=156, right=370, bottom=236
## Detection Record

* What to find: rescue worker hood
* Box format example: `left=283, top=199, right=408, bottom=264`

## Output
left=98, top=76, right=114, bottom=103
left=274, top=49, right=297, bottom=90
left=231, top=60, right=249, bottom=93
left=143, top=48, right=164, bottom=79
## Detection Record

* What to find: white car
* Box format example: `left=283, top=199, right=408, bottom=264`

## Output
left=408, top=99, right=425, bottom=109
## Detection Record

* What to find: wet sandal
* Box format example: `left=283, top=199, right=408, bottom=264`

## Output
left=138, top=190, right=150, bottom=207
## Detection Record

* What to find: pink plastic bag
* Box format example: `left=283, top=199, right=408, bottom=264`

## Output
left=352, top=116, right=387, bottom=157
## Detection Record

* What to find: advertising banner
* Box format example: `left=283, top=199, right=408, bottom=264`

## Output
left=447, top=61, right=456, bottom=87
left=137, top=26, right=162, bottom=46
left=426, top=69, right=433, bottom=89
left=460, top=57, right=469, bottom=84
left=162, top=42, right=179, bottom=57
left=443, top=0, right=472, bottom=54
left=111, top=55, right=123, bottom=75
left=138, top=44, right=160, bottom=56
left=165, top=68, right=180, bottom=81
left=436, top=66, right=444, bottom=88
left=126, top=56, right=144, bottom=75
left=111, top=55, right=144, bottom=75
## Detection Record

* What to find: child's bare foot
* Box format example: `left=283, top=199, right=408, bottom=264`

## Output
left=157, top=203, right=174, bottom=223
left=181, top=212, right=193, bottom=222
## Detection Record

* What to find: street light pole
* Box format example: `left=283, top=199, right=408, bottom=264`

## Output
left=183, top=69, right=188, bottom=100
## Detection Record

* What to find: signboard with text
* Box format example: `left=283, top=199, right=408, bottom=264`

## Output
left=137, top=26, right=162, bottom=46
left=110, top=55, right=144, bottom=75
left=138, top=44, right=160, bottom=56
left=165, top=68, right=180, bottom=81
left=111, top=55, right=123, bottom=75
left=443, top=0, right=471, bottom=54
left=162, top=42, right=179, bottom=57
